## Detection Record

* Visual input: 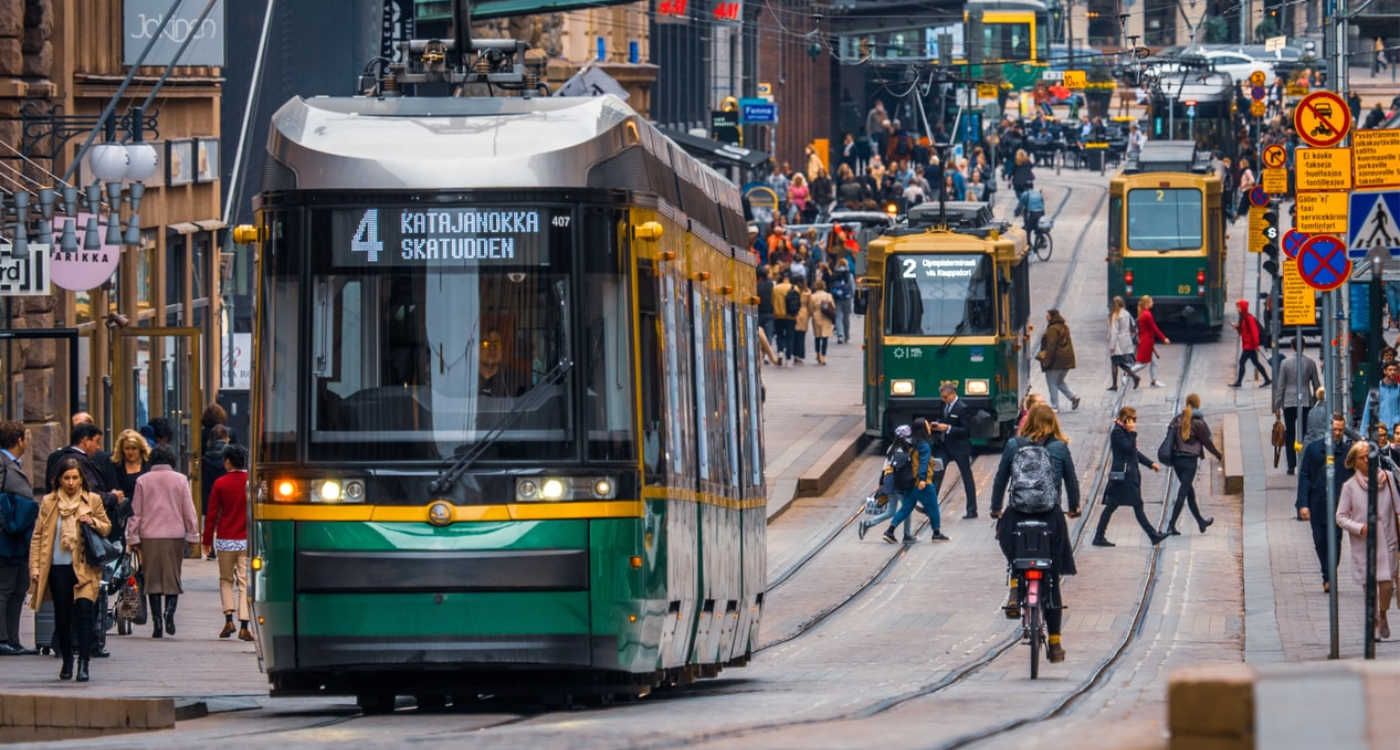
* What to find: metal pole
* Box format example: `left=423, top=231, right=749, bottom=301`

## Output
left=1366, top=389, right=1379, bottom=659
left=62, top=0, right=185, bottom=182
left=1295, top=331, right=1305, bottom=460
left=1240, top=0, right=1249, bottom=45
left=1324, top=292, right=1340, bottom=659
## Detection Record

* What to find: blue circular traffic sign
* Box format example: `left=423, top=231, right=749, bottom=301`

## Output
left=1251, top=85, right=1266, bottom=100
left=1249, top=186, right=1268, bottom=208
left=1296, top=234, right=1351, bottom=292
left=1282, top=229, right=1309, bottom=259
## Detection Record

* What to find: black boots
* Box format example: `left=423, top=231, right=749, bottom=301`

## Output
left=164, top=595, right=179, bottom=636
left=149, top=594, right=163, bottom=638
left=76, top=658, right=90, bottom=682
left=59, top=653, right=73, bottom=680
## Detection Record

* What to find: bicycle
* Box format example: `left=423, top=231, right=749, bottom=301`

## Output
left=1029, top=216, right=1054, bottom=262
left=1010, top=519, right=1058, bottom=679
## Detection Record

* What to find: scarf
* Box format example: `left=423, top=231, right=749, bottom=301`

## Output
left=55, top=489, right=85, bottom=556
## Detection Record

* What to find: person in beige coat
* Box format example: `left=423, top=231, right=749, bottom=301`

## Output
left=791, top=281, right=812, bottom=363
left=1337, top=442, right=1399, bottom=640
left=29, top=457, right=111, bottom=682
left=808, top=280, right=837, bottom=365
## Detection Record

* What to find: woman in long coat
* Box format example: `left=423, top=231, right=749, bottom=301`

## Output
left=29, top=457, right=111, bottom=682
left=1337, top=442, right=1399, bottom=640
left=127, top=447, right=199, bottom=638
left=1135, top=295, right=1169, bottom=387
left=1092, top=407, right=1165, bottom=546
left=807, top=280, right=837, bottom=365
left=1107, top=296, right=1140, bottom=390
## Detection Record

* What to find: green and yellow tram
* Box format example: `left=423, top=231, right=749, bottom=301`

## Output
left=1107, top=141, right=1227, bottom=335
left=863, top=202, right=1032, bottom=443
left=965, top=0, right=1052, bottom=90
left=239, top=94, right=765, bottom=709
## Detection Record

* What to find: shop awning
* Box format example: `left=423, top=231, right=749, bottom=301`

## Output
left=657, top=128, right=770, bottom=171
left=167, top=222, right=200, bottom=235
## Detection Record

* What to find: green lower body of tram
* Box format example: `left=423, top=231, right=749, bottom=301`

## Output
left=1109, top=255, right=1225, bottom=334
left=865, top=340, right=1022, bottom=445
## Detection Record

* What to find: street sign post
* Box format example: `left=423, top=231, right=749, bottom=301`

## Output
left=739, top=98, right=777, bottom=124
left=1353, top=129, right=1400, bottom=189
left=1263, top=144, right=1287, bottom=169
left=1251, top=100, right=1267, bottom=118
left=1283, top=229, right=1310, bottom=259
left=1282, top=259, right=1316, bottom=325
left=1249, top=185, right=1269, bottom=208
left=1296, top=147, right=1353, bottom=191
left=1347, top=191, right=1400, bottom=258
left=1293, top=91, right=1352, bottom=149
left=1297, top=234, right=1353, bottom=291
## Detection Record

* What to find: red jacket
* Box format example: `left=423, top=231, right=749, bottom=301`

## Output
left=1239, top=312, right=1261, bottom=351
left=202, top=470, right=248, bottom=547
left=1135, top=310, right=1166, bottom=363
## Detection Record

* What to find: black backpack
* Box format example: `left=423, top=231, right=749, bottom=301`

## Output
left=785, top=287, right=803, bottom=316
left=888, top=443, right=916, bottom=491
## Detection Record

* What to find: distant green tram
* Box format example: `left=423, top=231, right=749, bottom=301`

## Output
left=863, top=203, right=1032, bottom=443
left=1107, top=141, right=1227, bottom=335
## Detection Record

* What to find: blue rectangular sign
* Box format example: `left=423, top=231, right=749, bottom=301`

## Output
left=1348, top=190, right=1400, bottom=258
left=739, top=98, right=777, bottom=124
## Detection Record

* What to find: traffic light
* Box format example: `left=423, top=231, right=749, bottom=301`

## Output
left=1261, top=208, right=1279, bottom=275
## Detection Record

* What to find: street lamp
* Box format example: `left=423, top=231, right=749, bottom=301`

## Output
left=86, top=112, right=159, bottom=252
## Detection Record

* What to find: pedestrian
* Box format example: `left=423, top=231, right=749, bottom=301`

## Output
left=1228, top=300, right=1272, bottom=388
left=108, top=429, right=150, bottom=508
left=1361, top=360, right=1400, bottom=434
left=201, top=425, right=230, bottom=515
left=858, top=425, right=917, bottom=541
left=1036, top=309, right=1080, bottom=411
left=830, top=257, right=855, bottom=344
left=1272, top=338, right=1321, bottom=475
left=773, top=272, right=797, bottom=363
left=791, top=280, right=811, bottom=364
left=881, top=418, right=948, bottom=544
left=202, top=445, right=252, bottom=641
left=989, top=404, right=1080, bottom=664
left=1302, top=388, right=1329, bottom=445
left=1011, top=149, right=1035, bottom=200
left=1164, top=394, right=1223, bottom=535
left=200, top=402, right=234, bottom=449
left=788, top=173, right=810, bottom=223
left=1236, top=158, right=1256, bottom=219
left=1017, top=392, right=1044, bottom=432
left=1133, top=295, right=1169, bottom=387
left=1297, top=415, right=1351, bottom=588
left=1377, top=37, right=1389, bottom=75
left=808, top=280, right=836, bottom=365
left=28, top=458, right=111, bottom=682
left=0, top=421, right=36, bottom=656
left=756, top=266, right=776, bottom=345
left=1107, top=296, right=1141, bottom=390
left=126, top=448, right=199, bottom=639
left=1092, top=407, right=1167, bottom=547
left=1336, top=442, right=1399, bottom=640
left=929, top=383, right=979, bottom=518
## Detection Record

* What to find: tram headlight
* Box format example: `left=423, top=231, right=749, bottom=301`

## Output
left=890, top=379, right=915, bottom=396
left=539, top=478, right=568, bottom=501
left=309, top=478, right=366, bottom=504
left=515, top=476, right=616, bottom=501
left=965, top=379, right=990, bottom=396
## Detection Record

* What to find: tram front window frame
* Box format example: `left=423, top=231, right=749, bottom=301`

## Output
left=884, top=252, right=997, bottom=337
left=1124, top=188, right=1206, bottom=255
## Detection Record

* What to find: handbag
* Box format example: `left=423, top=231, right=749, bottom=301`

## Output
left=1271, top=415, right=1286, bottom=468
left=1157, top=426, right=1177, bottom=465
left=82, top=522, right=120, bottom=567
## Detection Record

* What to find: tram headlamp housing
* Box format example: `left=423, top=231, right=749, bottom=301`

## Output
left=965, top=379, right=990, bottom=396
left=890, top=379, right=916, bottom=396
left=309, top=478, right=367, bottom=504
left=516, top=476, right=617, bottom=501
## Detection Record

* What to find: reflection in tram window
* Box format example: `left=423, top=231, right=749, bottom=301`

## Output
left=1126, top=188, right=1204, bottom=252
left=885, top=253, right=995, bottom=336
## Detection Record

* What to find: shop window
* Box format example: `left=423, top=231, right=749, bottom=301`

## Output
left=137, top=230, right=156, bottom=324
left=166, top=233, right=186, bottom=327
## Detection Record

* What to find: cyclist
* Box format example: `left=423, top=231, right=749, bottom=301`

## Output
left=1019, top=184, right=1046, bottom=240
left=990, top=403, right=1081, bottom=664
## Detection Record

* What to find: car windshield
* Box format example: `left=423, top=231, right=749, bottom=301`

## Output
left=1126, top=188, right=1204, bottom=252
left=885, top=253, right=996, bottom=336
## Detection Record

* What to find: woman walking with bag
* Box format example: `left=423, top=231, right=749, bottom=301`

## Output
left=126, top=448, right=198, bottom=638
left=1163, top=394, right=1223, bottom=535
left=1134, top=295, right=1169, bottom=387
left=1037, top=309, right=1081, bottom=411
left=28, top=458, right=110, bottom=682
left=808, top=280, right=836, bottom=365
left=1107, top=296, right=1141, bottom=390
left=1337, top=442, right=1399, bottom=640
left=1093, top=407, right=1167, bottom=546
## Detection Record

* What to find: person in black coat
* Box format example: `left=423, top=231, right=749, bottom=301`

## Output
left=930, top=383, right=979, bottom=518
left=1296, top=414, right=1352, bottom=591
left=1093, top=408, right=1166, bottom=546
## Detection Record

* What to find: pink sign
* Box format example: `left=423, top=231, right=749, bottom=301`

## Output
left=49, top=212, right=120, bottom=291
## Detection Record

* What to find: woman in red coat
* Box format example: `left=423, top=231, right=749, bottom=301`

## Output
left=1134, top=295, right=1169, bottom=387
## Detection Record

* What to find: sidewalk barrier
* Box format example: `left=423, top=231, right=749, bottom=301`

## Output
left=1222, top=413, right=1245, bottom=495
left=0, top=693, right=176, bottom=742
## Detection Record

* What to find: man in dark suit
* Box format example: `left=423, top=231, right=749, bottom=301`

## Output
left=1296, top=414, right=1351, bottom=592
left=930, top=383, right=979, bottom=518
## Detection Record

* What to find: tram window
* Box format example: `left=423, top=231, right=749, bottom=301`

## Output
left=979, top=22, right=1031, bottom=63
left=744, top=314, right=763, bottom=489
left=692, top=287, right=711, bottom=483
left=259, top=213, right=299, bottom=462
left=885, top=254, right=995, bottom=337
left=1126, top=189, right=1205, bottom=252
left=638, top=263, right=665, bottom=483
left=1108, top=196, right=1122, bottom=255
left=723, top=305, right=741, bottom=492
left=583, top=208, right=636, bottom=461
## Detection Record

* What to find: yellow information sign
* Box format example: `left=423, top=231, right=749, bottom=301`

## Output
left=1353, top=129, right=1400, bottom=189
left=977, top=83, right=1000, bottom=99
left=1296, top=191, right=1349, bottom=233
left=1296, top=147, right=1352, bottom=191
left=1286, top=82, right=1309, bottom=97
left=1282, top=259, right=1316, bottom=326
left=1250, top=100, right=1267, bottom=118
left=1062, top=70, right=1087, bottom=89
left=1248, top=205, right=1266, bottom=254
left=1262, top=167, right=1288, bottom=195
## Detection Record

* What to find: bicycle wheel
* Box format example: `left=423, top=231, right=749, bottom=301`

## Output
left=1028, top=601, right=1042, bottom=680
left=1036, top=232, right=1054, bottom=262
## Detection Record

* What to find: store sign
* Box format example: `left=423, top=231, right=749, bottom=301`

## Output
left=49, top=215, right=120, bottom=291
left=0, top=242, right=50, bottom=296
left=223, top=332, right=251, bottom=390
left=123, top=0, right=224, bottom=66
left=332, top=207, right=557, bottom=268
left=655, top=0, right=741, bottom=21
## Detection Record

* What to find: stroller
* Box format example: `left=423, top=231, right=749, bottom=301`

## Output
left=108, top=545, right=145, bottom=636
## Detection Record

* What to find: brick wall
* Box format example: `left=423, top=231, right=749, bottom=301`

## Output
left=754, top=1, right=830, bottom=170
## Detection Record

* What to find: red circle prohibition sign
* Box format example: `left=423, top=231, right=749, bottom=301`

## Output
left=1293, top=91, right=1351, bottom=149
left=1296, top=234, right=1351, bottom=291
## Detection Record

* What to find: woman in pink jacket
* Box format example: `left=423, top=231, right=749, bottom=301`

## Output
left=126, top=448, right=198, bottom=638
left=1336, top=443, right=1399, bottom=640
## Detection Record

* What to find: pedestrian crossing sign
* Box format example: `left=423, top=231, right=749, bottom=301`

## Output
left=1348, top=191, right=1400, bottom=258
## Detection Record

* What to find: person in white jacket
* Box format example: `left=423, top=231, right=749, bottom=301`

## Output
left=1107, top=296, right=1140, bottom=390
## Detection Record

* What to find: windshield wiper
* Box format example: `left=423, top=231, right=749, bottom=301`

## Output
left=427, top=358, right=574, bottom=496
left=937, top=320, right=968, bottom=356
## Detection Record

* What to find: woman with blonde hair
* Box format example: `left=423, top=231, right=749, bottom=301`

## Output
left=1164, top=394, right=1223, bottom=535
left=1107, top=296, right=1140, bottom=390
left=990, top=404, right=1080, bottom=664
left=109, top=429, right=150, bottom=506
left=1337, top=442, right=1399, bottom=639
left=1134, top=295, right=1169, bottom=387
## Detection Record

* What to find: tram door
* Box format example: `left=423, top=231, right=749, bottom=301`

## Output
left=0, top=329, right=80, bottom=483
left=112, top=327, right=203, bottom=501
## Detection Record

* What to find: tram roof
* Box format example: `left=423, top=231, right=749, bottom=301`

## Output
left=1149, top=70, right=1235, bottom=102
left=965, top=0, right=1049, bottom=11
left=1122, top=141, right=1213, bottom=173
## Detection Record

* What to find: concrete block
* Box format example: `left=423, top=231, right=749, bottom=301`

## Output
left=0, top=37, right=21, bottom=76
left=20, top=38, right=49, bottom=78
left=21, top=371, right=49, bottom=421
left=1168, top=663, right=1256, bottom=740
left=26, top=420, right=60, bottom=464
left=44, top=696, right=76, bottom=729
left=1, top=693, right=34, bottom=727
left=1221, top=413, right=1244, bottom=495
left=144, top=699, right=175, bottom=730
left=0, top=0, right=22, bottom=37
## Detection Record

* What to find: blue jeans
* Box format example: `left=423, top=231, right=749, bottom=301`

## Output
left=835, top=296, right=853, bottom=342
left=864, top=491, right=912, bottom=536
left=888, top=485, right=940, bottom=534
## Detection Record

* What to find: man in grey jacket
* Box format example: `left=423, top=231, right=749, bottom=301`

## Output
left=1273, top=340, right=1321, bottom=475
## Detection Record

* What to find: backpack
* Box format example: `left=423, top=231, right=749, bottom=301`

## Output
left=888, top=443, right=916, bottom=491
left=785, top=287, right=803, bottom=316
left=1007, top=440, right=1058, bottom=513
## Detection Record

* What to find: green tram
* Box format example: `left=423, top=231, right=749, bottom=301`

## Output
left=863, top=202, right=1032, bottom=443
left=1107, top=141, right=1227, bottom=335
left=239, top=94, right=766, bottom=709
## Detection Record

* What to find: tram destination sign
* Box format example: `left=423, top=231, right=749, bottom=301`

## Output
left=332, top=207, right=557, bottom=268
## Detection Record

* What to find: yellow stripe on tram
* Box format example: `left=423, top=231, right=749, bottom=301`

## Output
left=254, top=500, right=645, bottom=522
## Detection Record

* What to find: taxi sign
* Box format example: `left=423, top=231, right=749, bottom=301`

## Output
left=1296, top=191, right=1349, bottom=233
left=1353, top=129, right=1400, bottom=189
left=1281, top=259, right=1316, bottom=326
left=1296, top=234, right=1351, bottom=292
left=1294, top=91, right=1352, bottom=149
left=1295, top=147, right=1352, bottom=191
left=1262, top=167, right=1288, bottom=195
left=1250, top=100, right=1267, bottom=118
left=1062, top=70, right=1086, bottom=89
left=1262, top=144, right=1287, bottom=169
left=1250, top=70, right=1267, bottom=88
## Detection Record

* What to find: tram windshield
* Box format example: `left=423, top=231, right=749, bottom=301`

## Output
left=885, top=253, right=996, bottom=336
left=1126, top=188, right=1205, bottom=253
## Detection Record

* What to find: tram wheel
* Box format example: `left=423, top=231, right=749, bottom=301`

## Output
left=414, top=693, right=449, bottom=712
left=356, top=691, right=397, bottom=715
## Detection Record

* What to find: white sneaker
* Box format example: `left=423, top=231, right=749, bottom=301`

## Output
left=1130, top=363, right=1146, bottom=373
left=1150, top=380, right=1165, bottom=388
